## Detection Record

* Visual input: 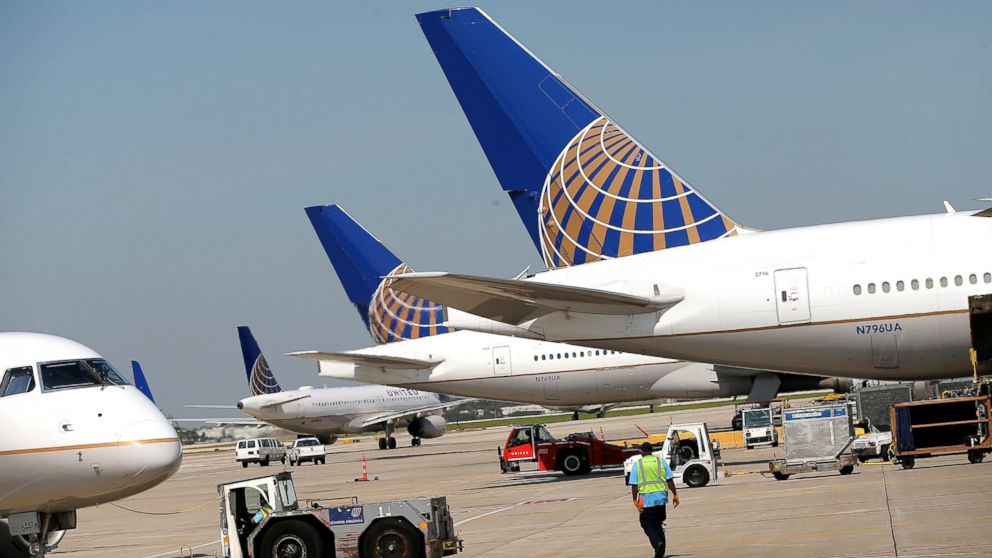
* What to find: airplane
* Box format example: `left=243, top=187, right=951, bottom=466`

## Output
left=288, top=205, right=826, bottom=408
left=188, top=326, right=462, bottom=450
left=0, top=332, right=182, bottom=557
left=385, top=7, right=992, bottom=383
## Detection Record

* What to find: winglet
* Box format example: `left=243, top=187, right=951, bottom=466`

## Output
left=237, top=326, right=282, bottom=395
left=131, top=360, right=155, bottom=403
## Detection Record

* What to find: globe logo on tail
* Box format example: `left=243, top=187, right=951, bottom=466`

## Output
left=249, top=354, right=281, bottom=395
left=539, top=116, right=738, bottom=269
left=368, top=263, right=452, bottom=344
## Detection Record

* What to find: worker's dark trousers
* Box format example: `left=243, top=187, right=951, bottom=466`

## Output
left=639, top=504, right=667, bottom=557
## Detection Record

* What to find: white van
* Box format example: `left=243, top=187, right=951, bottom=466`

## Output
left=235, top=437, right=287, bottom=468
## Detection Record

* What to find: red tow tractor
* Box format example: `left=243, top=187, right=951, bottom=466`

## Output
left=497, top=424, right=639, bottom=476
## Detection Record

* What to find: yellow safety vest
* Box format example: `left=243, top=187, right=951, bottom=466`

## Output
left=636, top=455, right=668, bottom=494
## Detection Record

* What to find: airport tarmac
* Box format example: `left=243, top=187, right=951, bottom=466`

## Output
left=54, top=403, right=992, bottom=558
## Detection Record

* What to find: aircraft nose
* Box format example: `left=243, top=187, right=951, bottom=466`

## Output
left=117, top=416, right=182, bottom=487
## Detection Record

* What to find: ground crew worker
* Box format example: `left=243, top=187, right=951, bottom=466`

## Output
left=629, top=442, right=679, bottom=558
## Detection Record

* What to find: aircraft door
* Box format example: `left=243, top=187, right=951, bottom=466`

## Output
left=492, top=346, right=511, bottom=377
left=773, top=268, right=811, bottom=324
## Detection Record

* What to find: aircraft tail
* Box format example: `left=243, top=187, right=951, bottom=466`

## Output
left=131, top=360, right=155, bottom=403
left=305, top=205, right=452, bottom=344
left=237, top=326, right=282, bottom=395
left=417, top=7, right=739, bottom=268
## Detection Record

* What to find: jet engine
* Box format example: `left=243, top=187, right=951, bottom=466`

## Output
left=407, top=415, right=447, bottom=439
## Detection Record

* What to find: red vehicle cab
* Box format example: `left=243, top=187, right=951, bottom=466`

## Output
left=498, top=424, right=641, bottom=476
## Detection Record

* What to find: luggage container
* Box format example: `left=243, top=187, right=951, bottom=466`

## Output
left=768, top=403, right=856, bottom=480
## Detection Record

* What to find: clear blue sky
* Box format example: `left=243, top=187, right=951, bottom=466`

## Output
left=1, top=2, right=990, bottom=417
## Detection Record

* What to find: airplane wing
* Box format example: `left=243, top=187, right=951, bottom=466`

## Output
left=357, top=398, right=473, bottom=428
left=185, top=404, right=239, bottom=409
left=171, top=417, right=266, bottom=426
left=387, top=272, right=681, bottom=324
left=287, top=351, right=442, bottom=370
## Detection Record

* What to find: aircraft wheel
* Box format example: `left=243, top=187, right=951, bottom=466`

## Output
left=13, top=529, right=66, bottom=554
left=361, top=518, right=420, bottom=558
left=411, top=437, right=421, bottom=447
left=259, top=520, right=322, bottom=558
left=387, top=437, right=397, bottom=450
left=378, top=438, right=387, bottom=450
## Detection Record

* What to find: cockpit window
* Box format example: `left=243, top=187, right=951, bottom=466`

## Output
left=1, top=367, right=36, bottom=397
left=38, top=359, right=128, bottom=392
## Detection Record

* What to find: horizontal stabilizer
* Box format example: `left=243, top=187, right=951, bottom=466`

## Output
left=288, top=350, right=442, bottom=370
left=388, top=272, right=681, bottom=325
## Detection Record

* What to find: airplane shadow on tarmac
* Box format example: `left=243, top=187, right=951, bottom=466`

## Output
left=477, top=469, right=626, bottom=490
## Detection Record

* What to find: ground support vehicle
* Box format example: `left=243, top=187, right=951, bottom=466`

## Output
left=236, top=438, right=287, bottom=468
left=742, top=407, right=778, bottom=449
left=888, top=395, right=992, bottom=469
left=768, top=403, right=857, bottom=480
left=497, top=424, right=639, bottom=476
left=622, top=423, right=721, bottom=488
left=287, top=438, right=326, bottom=466
left=851, top=430, right=893, bottom=462
left=218, top=472, right=461, bottom=558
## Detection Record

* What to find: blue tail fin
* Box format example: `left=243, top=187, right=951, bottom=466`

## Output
left=237, top=326, right=282, bottom=395
left=417, top=7, right=739, bottom=269
left=305, top=204, right=452, bottom=344
left=130, top=360, right=155, bottom=403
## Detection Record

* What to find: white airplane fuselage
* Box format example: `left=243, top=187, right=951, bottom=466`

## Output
left=319, top=331, right=822, bottom=406
left=449, top=212, right=992, bottom=380
left=0, top=333, right=182, bottom=517
left=237, top=384, right=445, bottom=435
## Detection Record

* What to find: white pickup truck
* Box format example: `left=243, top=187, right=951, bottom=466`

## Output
left=286, top=437, right=326, bottom=465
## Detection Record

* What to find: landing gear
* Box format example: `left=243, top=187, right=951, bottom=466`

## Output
left=379, top=421, right=397, bottom=450
left=10, top=513, right=71, bottom=558
left=571, top=411, right=579, bottom=421
left=411, top=437, right=422, bottom=447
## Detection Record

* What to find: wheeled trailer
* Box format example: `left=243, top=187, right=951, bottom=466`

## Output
left=768, top=403, right=857, bottom=480
left=889, top=395, right=992, bottom=469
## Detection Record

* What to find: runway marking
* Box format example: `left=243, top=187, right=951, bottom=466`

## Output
left=138, top=539, right=219, bottom=558
left=454, top=497, right=577, bottom=527
left=454, top=503, right=522, bottom=527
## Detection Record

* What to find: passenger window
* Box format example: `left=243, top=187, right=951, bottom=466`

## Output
left=541, top=355, right=546, bottom=361
left=954, top=275, right=963, bottom=286
left=985, top=273, right=991, bottom=284
left=926, top=278, right=934, bottom=289
left=882, top=282, right=890, bottom=293
left=1, top=367, right=35, bottom=397
left=853, top=284, right=862, bottom=295
left=896, top=281, right=904, bottom=292
left=970, top=274, right=978, bottom=285
left=533, top=356, right=538, bottom=361
left=911, top=279, right=919, bottom=290
left=868, top=283, right=876, bottom=294
left=940, top=277, right=948, bottom=288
